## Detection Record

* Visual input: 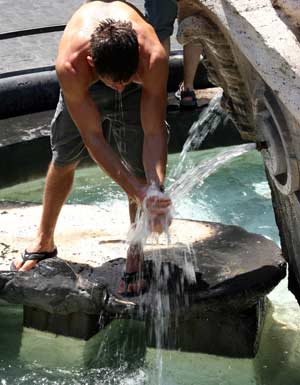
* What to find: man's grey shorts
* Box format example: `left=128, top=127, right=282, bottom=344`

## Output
left=144, top=0, right=177, bottom=42
left=51, top=82, right=146, bottom=179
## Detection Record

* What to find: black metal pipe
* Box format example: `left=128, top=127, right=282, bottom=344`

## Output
left=0, top=25, right=65, bottom=40
left=0, top=50, right=213, bottom=119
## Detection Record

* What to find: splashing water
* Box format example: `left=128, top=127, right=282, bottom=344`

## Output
left=129, top=121, right=255, bottom=262
left=115, top=92, right=127, bottom=154
left=127, top=183, right=172, bottom=247
left=168, top=143, right=256, bottom=205
left=128, top=119, right=255, bottom=384
left=115, top=90, right=124, bottom=122
left=154, top=143, right=255, bottom=384
left=171, top=92, right=223, bottom=179
left=124, top=92, right=255, bottom=385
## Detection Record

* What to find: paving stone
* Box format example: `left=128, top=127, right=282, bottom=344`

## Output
left=0, top=0, right=82, bottom=33
left=0, top=0, right=179, bottom=77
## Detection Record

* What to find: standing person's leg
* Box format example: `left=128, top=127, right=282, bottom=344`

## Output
left=144, top=0, right=177, bottom=55
left=177, top=42, right=202, bottom=108
left=183, top=43, right=202, bottom=92
left=121, top=186, right=147, bottom=294
left=176, top=0, right=204, bottom=108
left=12, top=92, right=89, bottom=271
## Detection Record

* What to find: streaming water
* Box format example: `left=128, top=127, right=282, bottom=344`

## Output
left=127, top=93, right=253, bottom=385
left=169, top=142, right=255, bottom=203
left=130, top=143, right=255, bottom=385
left=171, top=92, right=223, bottom=179
left=112, top=91, right=126, bottom=155
left=116, top=90, right=124, bottom=122
left=152, top=96, right=253, bottom=383
left=125, top=91, right=255, bottom=384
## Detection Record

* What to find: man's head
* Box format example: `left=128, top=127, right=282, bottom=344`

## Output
left=89, top=19, right=139, bottom=84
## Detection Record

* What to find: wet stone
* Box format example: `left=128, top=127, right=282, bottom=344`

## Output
left=0, top=206, right=286, bottom=357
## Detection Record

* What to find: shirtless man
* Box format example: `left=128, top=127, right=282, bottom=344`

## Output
left=12, top=1, right=171, bottom=296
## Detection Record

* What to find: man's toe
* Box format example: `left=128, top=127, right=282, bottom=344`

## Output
left=19, top=260, right=38, bottom=271
left=13, top=257, right=24, bottom=271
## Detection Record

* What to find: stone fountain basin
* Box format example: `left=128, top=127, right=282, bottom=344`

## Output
left=0, top=202, right=286, bottom=314
left=0, top=203, right=286, bottom=357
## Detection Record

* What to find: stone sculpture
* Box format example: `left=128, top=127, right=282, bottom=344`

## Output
left=177, top=0, right=300, bottom=302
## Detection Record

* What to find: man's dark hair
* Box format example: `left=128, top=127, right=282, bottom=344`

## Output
left=90, top=19, right=139, bottom=83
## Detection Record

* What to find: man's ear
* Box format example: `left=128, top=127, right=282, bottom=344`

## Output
left=87, top=55, right=95, bottom=67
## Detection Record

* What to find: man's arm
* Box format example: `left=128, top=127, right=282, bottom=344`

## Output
left=56, top=63, right=146, bottom=202
left=140, top=53, right=169, bottom=189
left=139, top=53, right=173, bottom=233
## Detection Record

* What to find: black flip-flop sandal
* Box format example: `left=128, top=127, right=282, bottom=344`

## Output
left=10, top=248, right=58, bottom=271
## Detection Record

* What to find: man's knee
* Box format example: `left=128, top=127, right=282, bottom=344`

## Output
left=49, top=160, right=79, bottom=175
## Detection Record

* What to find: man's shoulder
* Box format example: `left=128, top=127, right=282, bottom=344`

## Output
left=57, top=24, right=90, bottom=66
left=56, top=44, right=93, bottom=93
left=139, top=48, right=168, bottom=92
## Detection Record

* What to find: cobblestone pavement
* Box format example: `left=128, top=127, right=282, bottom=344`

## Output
left=0, top=0, right=179, bottom=76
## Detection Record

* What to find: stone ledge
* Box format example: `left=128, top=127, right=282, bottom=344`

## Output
left=0, top=203, right=286, bottom=357
left=0, top=204, right=286, bottom=313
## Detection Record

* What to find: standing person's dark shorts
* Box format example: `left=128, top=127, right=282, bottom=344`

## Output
left=51, top=83, right=146, bottom=179
left=144, top=0, right=177, bottom=42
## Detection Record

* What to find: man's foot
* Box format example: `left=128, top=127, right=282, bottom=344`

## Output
left=11, top=249, right=58, bottom=271
left=118, top=244, right=147, bottom=297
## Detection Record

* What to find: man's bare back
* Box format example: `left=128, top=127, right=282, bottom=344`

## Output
left=56, top=1, right=165, bottom=89
left=54, top=0, right=169, bottom=204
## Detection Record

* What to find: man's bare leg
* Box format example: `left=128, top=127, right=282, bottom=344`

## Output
left=183, top=43, right=202, bottom=91
left=126, top=197, right=143, bottom=272
left=13, top=161, right=78, bottom=271
left=118, top=189, right=146, bottom=295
